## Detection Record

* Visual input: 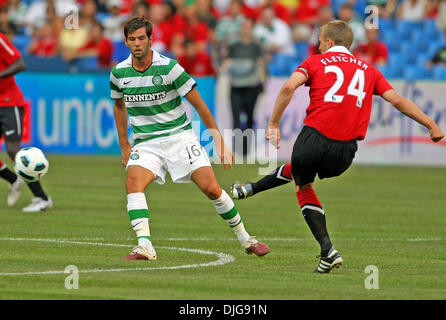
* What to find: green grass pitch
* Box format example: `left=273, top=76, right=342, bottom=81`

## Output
left=0, top=154, right=445, bottom=299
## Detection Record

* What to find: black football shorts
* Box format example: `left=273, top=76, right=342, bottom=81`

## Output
left=291, top=126, right=358, bottom=187
left=0, top=106, right=24, bottom=141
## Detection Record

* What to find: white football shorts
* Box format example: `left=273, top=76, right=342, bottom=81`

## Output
left=126, top=129, right=211, bottom=184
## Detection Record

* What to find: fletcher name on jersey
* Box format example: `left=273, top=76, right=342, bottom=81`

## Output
left=295, top=45, right=392, bottom=141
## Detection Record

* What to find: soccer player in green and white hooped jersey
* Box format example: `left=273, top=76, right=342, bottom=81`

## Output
left=110, top=17, right=270, bottom=260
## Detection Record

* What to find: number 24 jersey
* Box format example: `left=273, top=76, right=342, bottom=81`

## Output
left=295, top=46, right=393, bottom=141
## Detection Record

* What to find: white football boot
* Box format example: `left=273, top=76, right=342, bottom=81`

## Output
left=121, top=245, right=157, bottom=260
left=7, top=177, right=24, bottom=206
left=22, top=197, right=53, bottom=212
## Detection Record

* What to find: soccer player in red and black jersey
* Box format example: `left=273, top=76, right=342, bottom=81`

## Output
left=0, top=31, right=52, bottom=212
left=232, top=21, right=444, bottom=273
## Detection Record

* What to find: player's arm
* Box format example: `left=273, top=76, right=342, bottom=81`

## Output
left=0, top=56, right=26, bottom=78
left=266, top=71, right=307, bottom=148
left=184, top=87, right=234, bottom=169
left=113, top=98, right=132, bottom=167
left=382, top=89, right=444, bottom=142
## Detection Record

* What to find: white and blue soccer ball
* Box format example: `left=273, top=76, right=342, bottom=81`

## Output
left=14, top=147, right=49, bottom=182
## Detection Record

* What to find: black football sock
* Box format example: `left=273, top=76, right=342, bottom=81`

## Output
left=302, top=208, right=333, bottom=257
left=297, top=187, right=333, bottom=257
left=0, top=165, right=18, bottom=184
left=27, top=181, right=48, bottom=201
left=250, top=164, right=292, bottom=195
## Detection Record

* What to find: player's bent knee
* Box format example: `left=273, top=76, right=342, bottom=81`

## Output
left=202, top=183, right=222, bottom=200
left=125, top=176, right=146, bottom=193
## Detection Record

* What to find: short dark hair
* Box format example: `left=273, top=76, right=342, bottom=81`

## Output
left=320, top=20, right=354, bottom=49
left=123, top=16, right=153, bottom=39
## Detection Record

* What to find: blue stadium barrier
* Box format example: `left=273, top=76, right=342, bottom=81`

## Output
left=22, top=55, right=71, bottom=73
left=74, top=57, right=99, bottom=72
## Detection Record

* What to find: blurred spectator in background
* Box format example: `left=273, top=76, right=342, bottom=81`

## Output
left=27, top=22, right=58, bottom=57
left=338, top=3, right=365, bottom=50
left=223, top=18, right=265, bottom=143
left=132, top=0, right=150, bottom=19
left=196, top=0, right=219, bottom=30
left=72, top=21, right=113, bottom=67
left=59, top=1, right=90, bottom=62
left=7, top=0, right=29, bottom=34
left=214, top=0, right=245, bottom=64
left=150, top=2, right=173, bottom=54
left=45, top=1, right=64, bottom=36
left=293, top=0, right=330, bottom=25
left=165, top=0, right=188, bottom=57
left=353, top=28, right=389, bottom=66
left=80, top=0, right=98, bottom=31
left=0, top=3, right=16, bottom=38
left=103, top=0, right=127, bottom=42
left=243, top=0, right=292, bottom=24
left=183, top=4, right=210, bottom=53
left=298, top=5, right=333, bottom=55
left=215, top=0, right=245, bottom=45
left=397, top=0, right=428, bottom=21
left=438, top=0, right=446, bottom=31
left=25, top=0, right=76, bottom=31
left=178, top=39, right=215, bottom=76
left=213, top=0, right=231, bottom=16
left=254, top=5, right=295, bottom=57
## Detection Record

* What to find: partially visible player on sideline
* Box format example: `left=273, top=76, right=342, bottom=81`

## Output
left=0, top=31, right=53, bottom=211
left=233, top=21, right=444, bottom=273
left=111, top=17, right=269, bottom=260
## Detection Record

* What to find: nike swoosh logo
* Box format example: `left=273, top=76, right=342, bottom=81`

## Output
left=123, top=80, right=132, bottom=85
left=190, top=159, right=198, bottom=165
left=5, top=130, right=15, bottom=136
left=132, top=221, right=143, bottom=228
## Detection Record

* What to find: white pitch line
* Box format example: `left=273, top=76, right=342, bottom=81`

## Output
left=153, top=237, right=444, bottom=242
left=0, top=238, right=235, bottom=276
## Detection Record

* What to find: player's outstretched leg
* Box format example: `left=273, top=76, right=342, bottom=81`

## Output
left=122, top=165, right=157, bottom=260
left=192, top=167, right=270, bottom=257
left=231, top=163, right=292, bottom=199
left=0, top=159, right=24, bottom=206
left=296, top=184, right=342, bottom=273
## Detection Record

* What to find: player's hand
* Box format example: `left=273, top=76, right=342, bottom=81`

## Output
left=214, top=137, right=234, bottom=169
left=120, top=143, right=132, bottom=167
left=266, top=123, right=281, bottom=149
left=429, top=125, right=445, bottom=143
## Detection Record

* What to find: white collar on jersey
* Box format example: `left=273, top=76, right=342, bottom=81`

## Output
left=325, top=45, right=353, bottom=55
left=151, top=49, right=161, bottom=63
left=124, top=49, right=161, bottom=66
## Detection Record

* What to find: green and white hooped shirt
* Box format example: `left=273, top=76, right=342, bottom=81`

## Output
left=110, top=50, right=196, bottom=145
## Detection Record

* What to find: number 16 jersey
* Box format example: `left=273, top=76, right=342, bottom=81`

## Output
left=295, top=45, right=393, bottom=141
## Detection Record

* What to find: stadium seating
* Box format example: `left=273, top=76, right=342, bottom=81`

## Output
left=112, top=41, right=130, bottom=63
left=13, top=34, right=31, bottom=54
left=432, top=66, right=446, bottom=80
